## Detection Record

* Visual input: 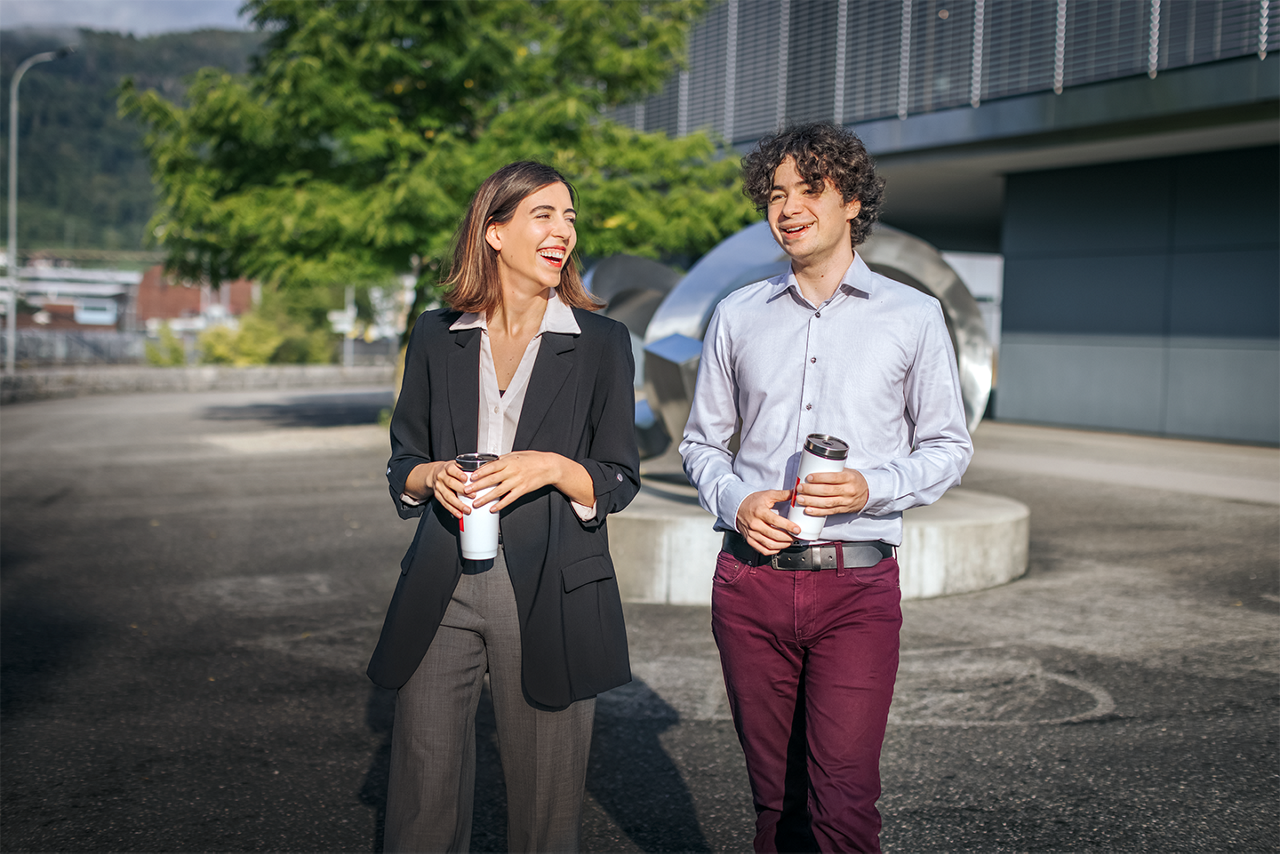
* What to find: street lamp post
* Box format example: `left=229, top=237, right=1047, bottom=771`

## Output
left=6, top=46, right=75, bottom=376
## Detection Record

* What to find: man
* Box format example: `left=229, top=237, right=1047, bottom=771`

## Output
left=680, top=122, right=973, bottom=853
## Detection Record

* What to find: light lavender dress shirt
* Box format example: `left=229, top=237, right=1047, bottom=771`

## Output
left=679, top=252, right=973, bottom=546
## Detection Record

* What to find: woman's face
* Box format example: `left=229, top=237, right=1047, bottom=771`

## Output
left=485, top=182, right=577, bottom=297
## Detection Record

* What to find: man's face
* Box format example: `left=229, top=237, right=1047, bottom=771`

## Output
left=766, top=156, right=861, bottom=267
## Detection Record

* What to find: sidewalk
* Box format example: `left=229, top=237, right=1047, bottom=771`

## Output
left=970, top=420, right=1279, bottom=504
left=1, top=389, right=1275, bottom=853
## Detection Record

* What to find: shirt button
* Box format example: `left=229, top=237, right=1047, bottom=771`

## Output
left=810, top=357, right=817, bottom=363
left=815, top=311, right=822, bottom=318
left=806, top=403, right=813, bottom=410
left=494, top=406, right=500, bottom=413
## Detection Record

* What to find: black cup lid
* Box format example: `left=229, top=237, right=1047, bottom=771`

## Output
left=804, top=433, right=848, bottom=460
left=456, top=452, right=500, bottom=471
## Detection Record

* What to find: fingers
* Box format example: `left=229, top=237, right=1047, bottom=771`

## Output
left=793, top=483, right=844, bottom=510
left=737, top=489, right=800, bottom=555
left=464, top=455, right=544, bottom=512
left=746, top=520, right=795, bottom=555
left=465, top=454, right=536, bottom=493
left=794, top=469, right=868, bottom=516
left=431, top=463, right=470, bottom=519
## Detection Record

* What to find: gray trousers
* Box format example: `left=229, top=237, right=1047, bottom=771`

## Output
left=384, top=546, right=596, bottom=853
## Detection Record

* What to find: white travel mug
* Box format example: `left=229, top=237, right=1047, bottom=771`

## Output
left=787, top=433, right=850, bottom=541
left=456, top=453, right=500, bottom=560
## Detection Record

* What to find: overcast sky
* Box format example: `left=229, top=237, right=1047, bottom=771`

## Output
left=1, top=0, right=251, bottom=36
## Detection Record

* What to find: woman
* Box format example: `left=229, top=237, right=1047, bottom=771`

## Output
left=367, top=161, right=640, bottom=853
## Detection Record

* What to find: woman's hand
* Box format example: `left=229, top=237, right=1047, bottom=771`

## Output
left=406, top=460, right=470, bottom=519
left=465, top=451, right=594, bottom=513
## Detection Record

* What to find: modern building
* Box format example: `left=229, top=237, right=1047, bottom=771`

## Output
left=609, top=0, right=1279, bottom=444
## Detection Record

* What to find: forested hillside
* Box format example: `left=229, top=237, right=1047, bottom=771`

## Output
left=0, top=27, right=265, bottom=258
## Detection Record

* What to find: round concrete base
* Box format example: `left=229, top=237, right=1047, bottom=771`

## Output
left=610, top=484, right=1029, bottom=605
left=898, top=489, right=1030, bottom=600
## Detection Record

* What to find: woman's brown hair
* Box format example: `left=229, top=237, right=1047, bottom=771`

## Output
left=441, top=161, right=602, bottom=315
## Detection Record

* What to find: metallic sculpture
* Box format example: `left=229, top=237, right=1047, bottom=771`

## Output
left=584, top=253, right=682, bottom=459
left=589, top=221, right=994, bottom=459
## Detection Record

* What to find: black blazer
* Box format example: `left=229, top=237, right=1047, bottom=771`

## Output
left=366, top=306, right=641, bottom=710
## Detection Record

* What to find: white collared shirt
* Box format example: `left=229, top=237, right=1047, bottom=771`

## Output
left=407, top=289, right=596, bottom=519
left=450, top=290, right=581, bottom=457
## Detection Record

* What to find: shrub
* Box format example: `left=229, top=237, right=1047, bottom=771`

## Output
left=145, top=323, right=187, bottom=366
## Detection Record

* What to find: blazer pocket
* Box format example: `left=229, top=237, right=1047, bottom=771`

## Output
left=561, top=555, right=615, bottom=592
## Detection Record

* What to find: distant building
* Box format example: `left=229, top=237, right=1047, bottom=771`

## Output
left=0, top=262, right=260, bottom=366
left=609, top=0, right=1278, bottom=443
left=11, top=264, right=256, bottom=336
left=134, top=265, right=256, bottom=336
left=13, top=264, right=139, bottom=333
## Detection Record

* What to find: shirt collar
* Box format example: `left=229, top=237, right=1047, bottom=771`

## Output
left=449, top=288, right=582, bottom=335
left=770, top=252, right=876, bottom=304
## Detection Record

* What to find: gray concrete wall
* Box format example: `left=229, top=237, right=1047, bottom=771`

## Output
left=996, top=145, right=1279, bottom=444
left=0, top=364, right=395, bottom=405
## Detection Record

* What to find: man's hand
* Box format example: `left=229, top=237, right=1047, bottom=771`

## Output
left=736, top=489, right=800, bottom=556
left=794, top=468, right=869, bottom=516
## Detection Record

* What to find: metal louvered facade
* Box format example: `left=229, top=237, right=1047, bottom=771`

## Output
left=690, top=3, right=732, bottom=136
left=616, top=0, right=1277, bottom=143
left=732, top=0, right=787, bottom=140
left=843, top=2, right=905, bottom=122
left=783, top=1, right=842, bottom=124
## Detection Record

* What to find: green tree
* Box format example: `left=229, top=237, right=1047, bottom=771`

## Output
left=119, top=0, right=755, bottom=332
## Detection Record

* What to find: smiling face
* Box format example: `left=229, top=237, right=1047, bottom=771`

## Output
left=485, top=181, right=577, bottom=298
left=767, top=156, right=862, bottom=270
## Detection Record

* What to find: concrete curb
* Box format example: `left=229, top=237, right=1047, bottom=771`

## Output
left=0, top=365, right=396, bottom=405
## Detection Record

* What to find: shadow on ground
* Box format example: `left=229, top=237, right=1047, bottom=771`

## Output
left=0, top=575, right=101, bottom=719
left=202, top=391, right=393, bottom=429
left=359, top=677, right=709, bottom=853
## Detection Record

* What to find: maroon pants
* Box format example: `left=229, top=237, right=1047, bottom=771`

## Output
left=711, top=549, right=902, bottom=854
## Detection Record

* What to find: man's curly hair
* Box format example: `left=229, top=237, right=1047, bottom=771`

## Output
left=742, top=122, right=886, bottom=248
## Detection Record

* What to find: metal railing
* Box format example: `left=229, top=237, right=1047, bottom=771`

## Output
left=0, top=330, right=146, bottom=367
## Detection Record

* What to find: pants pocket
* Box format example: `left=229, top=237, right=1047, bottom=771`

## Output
left=713, top=550, right=751, bottom=586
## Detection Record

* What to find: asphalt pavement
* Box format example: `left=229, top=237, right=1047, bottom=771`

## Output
left=1, top=385, right=1276, bottom=853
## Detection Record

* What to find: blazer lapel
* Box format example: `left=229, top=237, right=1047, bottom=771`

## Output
left=447, top=327, right=481, bottom=455
left=514, top=331, right=576, bottom=451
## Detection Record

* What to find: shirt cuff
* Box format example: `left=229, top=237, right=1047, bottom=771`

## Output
left=400, top=493, right=425, bottom=507
left=717, top=479, right=756, bottom=534
left=571, top=499, right=598, bottom=521
left=858, top=467, right=892, bottom=516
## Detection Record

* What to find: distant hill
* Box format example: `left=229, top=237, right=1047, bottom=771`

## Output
left=0, top=27, right=266, bottom=258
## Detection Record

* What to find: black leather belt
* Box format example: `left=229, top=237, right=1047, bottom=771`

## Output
left=723, top=530, right=893, bottom=571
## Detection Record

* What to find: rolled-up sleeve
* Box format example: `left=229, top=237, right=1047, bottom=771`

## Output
left=386, top=319, right=436, bottom=520
left=575, top=321, right=641, bottom=527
